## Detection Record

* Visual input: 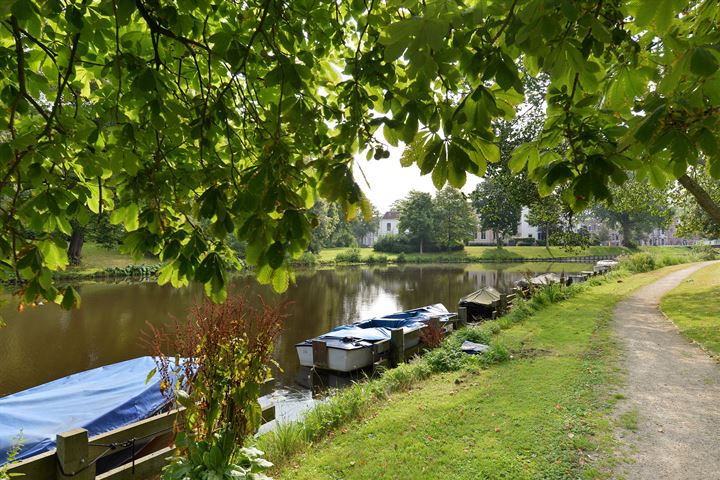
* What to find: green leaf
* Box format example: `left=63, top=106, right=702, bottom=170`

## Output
left=271, top=267, right=290, bottom=293
left=145, top=367, right=157, bottom=384
left=634, top=105, right=666, bottom=142
left=0, top=143, right=12, bottom=163
left=431, top=158, right=447, bottom=189
left=61, top=286, right=80, bottom=310
left=38, top=238, right=68, bottom=271
left=509, top=143, right=540, bottom=173
left=690, top=48, right=719, bottom=77
left=267, top=242, right=285, bottom=269
left=110, top=204, right=139, bottom=231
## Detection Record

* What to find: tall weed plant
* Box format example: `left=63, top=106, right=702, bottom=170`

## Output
left=146, top=295, right=284, bottom=479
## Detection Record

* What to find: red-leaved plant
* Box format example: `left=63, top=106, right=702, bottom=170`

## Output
left=144, top=294, right=284, bottom=478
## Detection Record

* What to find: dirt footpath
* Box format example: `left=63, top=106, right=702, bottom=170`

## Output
left=613, top=262, right=720, bottom=480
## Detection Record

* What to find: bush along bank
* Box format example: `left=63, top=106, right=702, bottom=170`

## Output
left=254, top=258, right=646, bottom=470
left=52, top=263, right=162, bottom=281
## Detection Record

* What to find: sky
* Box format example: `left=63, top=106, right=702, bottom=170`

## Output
left=352, top=141, right=483, bottom=214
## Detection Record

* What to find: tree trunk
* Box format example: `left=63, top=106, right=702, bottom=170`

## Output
left=620, top=215, right=633, bottom=248
left=419, top=238, right=423, bottom=254
left=495, top=230, right=502, bottom=248
left=67, top=225, right=85, bottom=265
left=678, top=174, right=720, bottom=226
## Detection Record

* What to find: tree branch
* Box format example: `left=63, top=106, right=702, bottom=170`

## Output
left=678, top=173, right=720, bottom=226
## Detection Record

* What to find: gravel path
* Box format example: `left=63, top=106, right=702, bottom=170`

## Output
left=613, top=262, right=720, bottom=479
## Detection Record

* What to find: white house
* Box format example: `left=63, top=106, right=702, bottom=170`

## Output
left=470, top=207, right=539, bottom=245
left=378, top=210, right=401, bottom=237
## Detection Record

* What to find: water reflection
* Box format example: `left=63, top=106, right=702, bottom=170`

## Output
left=0, top=262, right=590, bottom=397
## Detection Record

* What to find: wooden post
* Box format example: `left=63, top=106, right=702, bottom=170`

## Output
left=390, top=328, right=405, bottom=367
left=499, top=294, right=507, bottom=315
left=457, top=306, right=467, bottom=327
left=56, top=428, right=94, bottom=480
left=312, top=340, right=328, bottom=369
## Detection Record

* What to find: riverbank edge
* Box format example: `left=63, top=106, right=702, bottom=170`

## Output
left=1, top=252, right=625, bottom=286
left=254, top=254, right=694, bottom=476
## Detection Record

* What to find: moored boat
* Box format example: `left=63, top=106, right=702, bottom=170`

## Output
left=458, top=287, right=502, bottom=321
left=295, top=304, right=454, bottom=373
left=0, top=357, right=175, bottom=467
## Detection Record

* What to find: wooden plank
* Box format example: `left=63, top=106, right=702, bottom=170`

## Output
left=89, top=408, right=181, bottom=452
left=6, top=448, right=55, bottom=478
left=96, top=446, right=174, bottom=480
left=312, top=339, right=328, bottom=369
left=8, top=403, right=276, bottom=480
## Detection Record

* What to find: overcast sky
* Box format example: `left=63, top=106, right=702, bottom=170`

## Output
left=352, top=141, right=482, bottom=214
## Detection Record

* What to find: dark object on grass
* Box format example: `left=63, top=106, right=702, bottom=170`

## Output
left=461, top=341, right=490, bottom=355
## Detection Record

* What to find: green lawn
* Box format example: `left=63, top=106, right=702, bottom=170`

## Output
left=271, top=265, right=689, bottom=480
left=660, top=262, right=720, bottom=355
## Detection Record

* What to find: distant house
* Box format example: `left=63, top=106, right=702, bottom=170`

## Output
left=470, top=207, right=539, bottom=246
left=378, top=210, right=401, bottom=237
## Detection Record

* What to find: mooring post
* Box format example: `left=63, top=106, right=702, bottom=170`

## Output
left=457, top=306, right=467, bottom=328
left=312, top=340, right=328, bottom=369
left=56, top=428, right=93, bottom=480
left=390, top=328, right=405, bottom=367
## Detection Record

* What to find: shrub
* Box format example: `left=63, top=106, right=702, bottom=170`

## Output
left=395, top=252, right=407, bottom=263
left=424, top=343, right=468, bottom=372
left=296, top=251, right=318, bottom=266
left=365, top=254, right=388, bottom=264
left=104, top=264, right=161, bottom=277
left=623, top=252, right=656, bottom=273
left=484, top=341, right=511, bottom=363
left=335, top=247, right=362, bottom=263
left=512, top=237, right=537, bottom=246
left=373, top=234, right=414, bottom=253
left=691, top=243, right=718, bottom=261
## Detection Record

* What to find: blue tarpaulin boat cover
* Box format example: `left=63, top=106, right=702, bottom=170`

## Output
left=319, top=304, right=452, bottom=342
left=0, top=356, right=172, bottom=463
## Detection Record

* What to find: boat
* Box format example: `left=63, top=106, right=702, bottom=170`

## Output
left=295, top=304, right=455, bottom=373
left=458, top=287, right=502, bottom=321
left=0, top=357, right=176, bottom=467
left=530, top=272, right=567, bottom=286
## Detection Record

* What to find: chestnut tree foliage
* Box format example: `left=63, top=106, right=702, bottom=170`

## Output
left=2, top=0, right=720, bottom=308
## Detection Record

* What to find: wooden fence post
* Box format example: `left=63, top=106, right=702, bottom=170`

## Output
left=56, top=428, right=94, bottom=480
left=390, top=328, right=405, bottom=367
left=457, top=306, right=467, bottom=328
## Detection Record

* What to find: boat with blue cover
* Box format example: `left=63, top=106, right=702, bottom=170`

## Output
left=0, top=356, right=176, bottom=468
left=295, top=304, right=455, bottom=372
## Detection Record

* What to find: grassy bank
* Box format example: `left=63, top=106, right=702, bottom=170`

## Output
left=660, top=262, right=720, bottom=355
left=257, top=260, right=692, bottom=479
left=318, top=245, right=632, bottom=264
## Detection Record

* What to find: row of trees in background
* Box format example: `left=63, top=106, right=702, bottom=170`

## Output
left=308, top=200, right=379, bottom=253
left=376, top=187, right=476, bottom=254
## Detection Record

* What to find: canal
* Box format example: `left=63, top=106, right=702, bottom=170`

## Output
left=0, top=262, right=590, bottom=421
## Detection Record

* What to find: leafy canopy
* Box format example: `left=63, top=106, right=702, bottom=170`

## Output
left=2, top=0, right=720, bottom=307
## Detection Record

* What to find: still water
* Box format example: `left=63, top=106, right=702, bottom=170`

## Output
left=0, top=263, right=589, bottom=420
